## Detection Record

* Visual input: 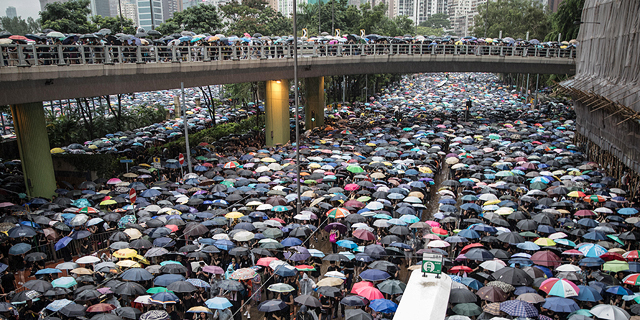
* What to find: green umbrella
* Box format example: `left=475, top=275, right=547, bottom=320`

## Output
left=607, top=235, right=624, bottom=246
left=568, top=309, right=593, bottom=317
left=347, top=166, right=364, bottom=173
left=488, top=134, right=501, bottom=140
left=603, top=260, right=629, bottom=273
left=530, top=182, right=548, bottom=190
left=377, top=279, right=406, bottom=295
left=147, top=287, right=172, bottom=294
left=453, top=303, right=482, bottom=316
left=263, top=228, right=284, bottom=239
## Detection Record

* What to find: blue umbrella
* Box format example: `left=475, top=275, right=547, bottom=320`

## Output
left=460, top=277, right=483, bottom=290
left=9, top=243, right=31, bottom=255
left=583, top=231, right=607, bottom=241
left=214, top=239, right=235, bottom=251
left=516, top=241, right=540, bottom=251
left=369, top=299, right=398, bottom=313
left=458, top=229, right=480, bottom=239
left=576, top=285, right=603, bottom=302
left=149, top=292, right=180, bottom=305
left=579, top=257, right=605, bottom=267
left=542, top=297, right=579, bottom=313
left=359, top=269, right=390, bottom=281
left=578, top=243, right=607, bottom=257
left=46, top=299, right=75, bottom=312
left=273, top=265, right=297, bottom=277
left=36, top=268, right=62, bottom=275
left=154, top=274, right=185, bottom=286
left=281, top=237, right=303, bottom=247
left=618, top=208, right=638, bottom=215
left=55, top=237, right=73, bottom=251
left=337, top=240, right=358, bottom=249
left=514, top=286, right=536, bottom=295
left=121, top=268, right=154, bottom=281
left=205, top=297, right=232, bottom=309
left=500, top=300, right=538, bottom=318
left=605, top=285, right=632, bottom=296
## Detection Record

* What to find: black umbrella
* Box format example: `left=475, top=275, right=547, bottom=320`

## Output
left=114, top=307, right=142, bottom=320
left=316, top=286, right=341, bottom=297
left=60, top=304, right=86, bottom=317
left=90, top=314, right=123, bottom=320
left=294, top=294, right=322, bottom=308
left=258, top=299, right=287, bottom=312
left=465, top=248, right=494, bottom=261
left=323, top=254, right=351, bottom=262
left=159, top=263, right=188, bottom=274
left=492, top=267, right=533, bottom=286
left=114, top=282, right=146, bottom=296
left=218, top=280, right=244, bottom=291
left=449, top=288, right=478, bottom=303
left=341, top=295, right=368, bottom=306
left=166, top=281, right=197, bottom=293
left=24, top=279, right=52, bottom=293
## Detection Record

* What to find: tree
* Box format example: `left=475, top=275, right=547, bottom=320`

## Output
left=416, top=26, right=445, bottom=37
left=419, top=13, right=450, bottom=29
left=472, top=0, right=550, bottom=40
left=0, top=16, right=40, bottom=35
left=40, top=0, right=94, bottom=34
left=91, top=15, right=136, bottom=35
left=157, top=4, right=222, bottom=35
left=220, top=0, right=291, bottom=36
left=545, top=0, right=584, bottom=41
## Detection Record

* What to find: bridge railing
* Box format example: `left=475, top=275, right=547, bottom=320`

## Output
left=0, top=43, right=576, bottom=68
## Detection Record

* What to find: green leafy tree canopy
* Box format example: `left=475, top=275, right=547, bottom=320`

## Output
left=157, top=4, right=222, bottom=35
left=472, top=0, right=550, bottom=40
left=91, top=15, right=136, bottom=35
left=220, top=0, right=291, bottom=36
left=0, top=16, right=40, bottom=35
left=40, top=0, right=94, bottom=34
left=419, top=13, right=450, bottom=29
left=545, top=0, right=584, bottom=41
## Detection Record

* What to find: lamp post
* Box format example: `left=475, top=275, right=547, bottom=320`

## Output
left=293, top=0, right=301, bottom=215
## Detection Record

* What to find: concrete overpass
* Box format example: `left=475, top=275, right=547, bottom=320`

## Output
left=0, top=43, right=576, bottom=106
left=0, top=43, right=576, bottom=199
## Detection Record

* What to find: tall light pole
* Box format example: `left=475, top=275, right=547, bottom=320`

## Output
left=293, top=0, right=301, bottom=215
left=484, top=0, right=489, bottom=38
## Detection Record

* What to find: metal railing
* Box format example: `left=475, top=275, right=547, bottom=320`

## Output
left=29, top=230, right=116, bottom=264
left=0, top=44, right=576, bottom=68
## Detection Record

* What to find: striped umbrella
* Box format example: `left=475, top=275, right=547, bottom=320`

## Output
left=230, top=268, right=257, bottom=280
left=326, top=208, right=350, bottom=218
left=499, top=300, right=538, bottom=318
left=140, top=310, right=170, bottom=320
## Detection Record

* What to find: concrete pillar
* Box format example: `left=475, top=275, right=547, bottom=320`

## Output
left=11, top=102, right=56, bottom=199
left=265, top=80, right=290, bottom=146
left=304, top=77, right=325, bottom=130
left=173, top=96, right=181, bottom=119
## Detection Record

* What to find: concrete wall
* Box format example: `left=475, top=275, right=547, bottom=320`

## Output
left=0, top=54, right=575, bottom=106
left=393, top=270, right=452, bottom=320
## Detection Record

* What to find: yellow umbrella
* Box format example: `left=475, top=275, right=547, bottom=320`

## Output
left=225, top=212, right=244, bottom=219
left=116, top=260, right=141, bottom=268
left=134, top=255, right=150, bottom=265
left=50, top=148, right=65, bottom=154
left=100, top=200, right=117, bottom=206
left=87, top=145, right=97, bottom=149
left=316, top=277, right=344, bottom=287
left=484, top=200, right=501, bottom=206
left=123, top=228, right=142, bottom=239
left=113, top=248, right=138, bottom=259
left=262, top=158, right=276, bottom=163
left=71, top=267, right=94, bottom=275
left=419, top=167, right=433, bottom=174
left=495, top=207, right=514, bottom=215
left=187, top=306, right=212, bottom=314
left=534, top=238, right=556, bottom=247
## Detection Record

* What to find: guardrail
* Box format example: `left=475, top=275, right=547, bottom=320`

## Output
left=0, top=44, right=576, bottom=68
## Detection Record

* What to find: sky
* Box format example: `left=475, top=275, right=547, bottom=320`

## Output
left=1, top=0, right=42, bottom=20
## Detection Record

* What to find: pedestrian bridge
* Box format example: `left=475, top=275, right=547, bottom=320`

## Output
left=0, top=43, right=576, bottom=106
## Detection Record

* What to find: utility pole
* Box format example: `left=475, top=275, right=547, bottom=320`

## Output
left=293, top=0, right=301, bottom=215
left=484, top=0, right=489, bottom=38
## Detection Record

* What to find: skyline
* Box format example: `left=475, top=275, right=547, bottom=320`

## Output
left=1, top=0, right=41, bottom=20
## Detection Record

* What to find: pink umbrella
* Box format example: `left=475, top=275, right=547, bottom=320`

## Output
left=355, top=286, right=384, bottom=300
left=107, top=178, right=122, bottom=185
left=344, top=184, right=360, bottom=191
left=202, top=265, right=224, bottom=274
left=539, top=278, right=580, bottom=298
left=425, top=221, right=441, bottom=228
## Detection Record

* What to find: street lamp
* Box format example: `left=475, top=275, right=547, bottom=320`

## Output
left=293, top=0, right=301, bottom=215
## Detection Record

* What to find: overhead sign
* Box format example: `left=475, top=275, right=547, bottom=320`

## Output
left=153, top=157, right=161, bottom=169
left=178, top=153, right=184, bottom=165
left=129, top=188, right=137, bottom=205
left=422, top=253, right=443, bottom=275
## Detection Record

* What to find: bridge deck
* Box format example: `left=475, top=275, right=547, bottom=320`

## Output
left=0, top=44, right=576, bottom=105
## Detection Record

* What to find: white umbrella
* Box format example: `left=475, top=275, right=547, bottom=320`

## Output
left=556, top=264, right=581, bottom=272
left=479, top=259, right=506, bottom=272
left=427, top=240, right=450, bottom=248
left=75, top=255, right=101, bottom=264
left=589, top=304, right=630, bottom=320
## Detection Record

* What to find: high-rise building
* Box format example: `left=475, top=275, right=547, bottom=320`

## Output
left=182, top=0, right=198, bottom=9
left=39, top=0, right=70, bottom=11
left=91, top=0, right=113, bottom=16
left=547, top=0, right=563, bottom=12
left=162, top=0, right=180, bottom=21
left=5, top=6, right=17, bottom=18
left=117, top=0, right=140, bottom=26
left=273, top=0, right=308, bottom=18
left=448, top=0, right=481, bottom=37
left=392, top=0, right=447, bottom=26
left=137, top=0, right=163, bottom=30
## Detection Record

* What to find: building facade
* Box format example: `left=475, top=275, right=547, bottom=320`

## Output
left=137, top=0, right=164, bottom=30
left=5, top=6, right=17, bottom=18
left=91, top=0, right=113, bottom=16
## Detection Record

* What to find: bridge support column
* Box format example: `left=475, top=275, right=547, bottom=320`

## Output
left=10, top=102, right=56, bottom=199
left=304, top=77, right=325, bottom=130
left=265, top=80, right=290, bottom=146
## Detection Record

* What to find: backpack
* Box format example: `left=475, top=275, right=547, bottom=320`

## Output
left=329, top=232, right=337, bottom=243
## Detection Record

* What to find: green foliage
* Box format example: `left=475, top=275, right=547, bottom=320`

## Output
left=472, top=0, right=551, bottom=40
left=219, top=0, right=291, bottom=36
left=0, top=16, right=40, bottom=35
left=52, top=153, right=119, bottom=178
left=157, top=4, right=222, bottom=35
left=545, top=0, right=584, bottom=41
left=419, top=13, right=450, bottom=29
left=40, top=0, right=94, bottom=34
left=91, top=15, right=136, bottom=35
left=150, top=115, right=264, bottom=155
left=47, top=103, right=166, bottom=148
left=224, top=83, right=254, bottom=105
left=416, top=26, right=445, bottom=37
left=298, top=0, right=412, bottom=36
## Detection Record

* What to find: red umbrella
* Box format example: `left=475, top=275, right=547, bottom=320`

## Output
left=461, top=243, right=484, bottom=254
left=9, top=35, right=27, bottom=40
left=344, top=184, right=360, bottom=191
left=574, top=210, right=596, bottom=217
left=353, top=229, right=375, bottom=241
left=599, top=252, right=626, bottom=262
left=530, top=251, right=561, bottom=267
left=257, top=257, right=279, bottom=267
left=354, top=286, right=384, bottom=300
left=351, top=281, right=373, bottom=294
left=449, top=266, right=473, bottom=273
left=561, top=249, right=584, bottom=256
left=86, top=303, right=116, bottom=313
left=165, top=225, right=179, bottom=232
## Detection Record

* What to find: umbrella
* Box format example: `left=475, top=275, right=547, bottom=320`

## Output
left=589, top=304, right=630, bottom=320
left=258, top=299, right=287, bottom=312
left=500, top=300, right=538, bottom=318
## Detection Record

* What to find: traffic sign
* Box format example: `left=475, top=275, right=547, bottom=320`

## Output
left=153, top=157, right=161, bottom=169
left=422, top=253, right=443, bottom=275
left=178, top=153, right=184, bottom=165
left=119, top=159, right=133, bottom=163
left=129, top=188, right=136, bottom=205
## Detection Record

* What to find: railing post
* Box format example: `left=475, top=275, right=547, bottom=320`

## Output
left=116, top=46, right=123, bottom=64
left=0, top=46, right=4, bottom=67
left=389, top=44, right=394, bottom=55
left=337, top=44, right=343, bottom=57
left=232, top=45, right=239, bottom=61
left=203, top=46, right=211, bottom=62
left=431, top=45, right=435, bottom=55
left=499, top=46, right=504, bottom=57
left=408, top=43, right=413, bottom=55
left=31, top=44, right=38, bottom=66
left=57, top=45, right=66, bottom=65
left=79, top=45, right=86, bottom=64
left=136, top=46, right=144, bottom=64
left=171, top=46, right=179, bottom=63
left=17, top=45, right=30, bottom=67
left=312, top=43, right=318, bottom=58
left=360, top=44, right=365, bottom=56
left=104, top=45, right=113, bottom=65
left=218, top=46, right=222, bottom=61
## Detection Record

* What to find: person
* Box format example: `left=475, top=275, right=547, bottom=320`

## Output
left=320, top=295, right=332, bottom=320
left=299, top=273, right=315, bottom=296
left=295, top=305, right=314, bottom=320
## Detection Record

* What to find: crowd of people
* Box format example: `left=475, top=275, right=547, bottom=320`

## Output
left=0, top=72, right=637, bottom=320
